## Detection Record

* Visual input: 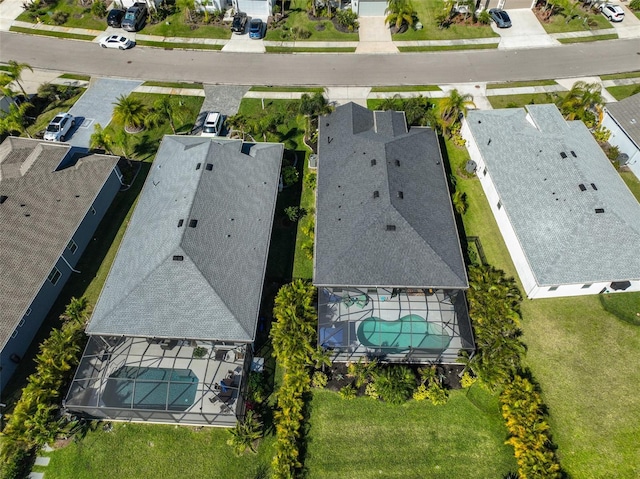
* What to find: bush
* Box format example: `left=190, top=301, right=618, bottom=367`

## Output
left=304, top=172, right=317, bottom=190
left=335, top=9, right=359, bottom=30
left=364, top=382, right=379, bottom=399
left=339, top=384, right=357, bottom=400
left=192, top=346, right=208, bottom=358
left=592, top=125, right=611, bottom=143
left=226, top=410, right=263, bottom=455
left=51, top=11, right=69, bottom=25
left=312, top=371, right=328, bottom=388
left=460, top=371, right=477, bottom=389
left=91, top=0, right=107, bottom=18
left=282, top=165, right=299, bottom=186
left=630, top=0, right=640, bottom=10
left=373, top=366, right=416, bottom=405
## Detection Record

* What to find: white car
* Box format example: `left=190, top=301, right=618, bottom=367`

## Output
left=201, top=112, right=224, bottom=137
left=43, top=112, right=75, bottom=142
left=99, top=34, right=134, bottom=50
left=600, top=3, right=624, bottom=22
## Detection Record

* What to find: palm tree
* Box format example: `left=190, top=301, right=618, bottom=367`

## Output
left=558, top=81, right=604, bottom=127
left=90, top=123, right=114, bottom=154
left=226, top=411, right=263, bottom=455
left=112, top=95, right=148, bottom=132
left=385, top=0, right=416, bottom=32
left=0, top=101, right=33, bottom=138
left=299, top=92, right=331, bottom=139
left=439, top=89, right=476, bottom=133
left=4, top=60, right=33, bottom=97
left=452, top=189, right=468, bottom=215
left=145, top=96, right=190, bottom=134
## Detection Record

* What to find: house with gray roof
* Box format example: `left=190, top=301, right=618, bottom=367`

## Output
left=462, top=104, right=640, bottom=299
left=601, top=93, right=640, bottom=179
left=314, top=103, right=474, bottom=364
left=0, top=137, right=121, bottom=392
left=65, top=136, right=282, bottom=426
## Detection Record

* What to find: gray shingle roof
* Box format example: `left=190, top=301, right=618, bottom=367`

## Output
left=465, top=104, right=640, bottom=286
left=0, top=137, right=119, bottom=350
left=314, top=103, right=468, bottom=289
left=86, top=136, right=283, bottom=342
left=605, top=93, right=640, bottom=149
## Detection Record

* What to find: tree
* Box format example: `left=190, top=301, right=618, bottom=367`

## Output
left=557, top=81, right=604, bottom=127
left=144, top=95, right=190, bottom=134
left=112, top=94, right=148, bottom=132
left=439, top=89, right=476, bottom=133
left=4, top=60, right=33, bottom=97
left=372, top=365, right=416, bottom=404
left=0, top=101, right=33, bottom=138
left=177, top=0, right=196, bottom=22
left=452, top=189, right=468, bottom=215
left=298, top=92, right=331, bottom=139
left=90, top=123, right=114, bottom=154
left=385, top=0, right=416, bottom=31
left=226, top=411, right=263, bottom=455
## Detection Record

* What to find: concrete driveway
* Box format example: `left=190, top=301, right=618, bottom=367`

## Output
left=194, top=85, right=250, bottom=135
left=492, top=8, right=560, bottom=49
left=606, top=1, right=640, bottom=39
left=67, top=77, right=142, bottom=148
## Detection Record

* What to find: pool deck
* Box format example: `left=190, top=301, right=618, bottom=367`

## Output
left=65, top=336, right=250, bottom=426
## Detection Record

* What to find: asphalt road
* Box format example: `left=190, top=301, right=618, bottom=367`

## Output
left=1, top=32, right=640, bottom=86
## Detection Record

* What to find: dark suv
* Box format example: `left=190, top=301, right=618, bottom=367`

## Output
left=122, top=2, right=147, bottom=32
left=231, top=12, right=247, bottom=34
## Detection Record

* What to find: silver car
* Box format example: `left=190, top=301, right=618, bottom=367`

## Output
left=43, top=112, right=75, bottom=142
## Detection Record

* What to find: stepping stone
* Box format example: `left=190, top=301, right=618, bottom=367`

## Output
left=42, top=444, right=54, bottom=452
left=34, top=456, right=50, bottom=466
left=28, top=473, right=44, bottom=479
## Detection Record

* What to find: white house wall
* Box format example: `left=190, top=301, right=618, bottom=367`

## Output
left=602, top=112, right=640, bottom=179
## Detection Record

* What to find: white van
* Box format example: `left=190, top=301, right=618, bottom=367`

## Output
left=201, top=111, right=224, bottom=137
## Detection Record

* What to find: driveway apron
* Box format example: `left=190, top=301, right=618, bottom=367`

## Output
left=492, top=8, right=560, bottom=49
left=67, top=77, right=142, bottom=148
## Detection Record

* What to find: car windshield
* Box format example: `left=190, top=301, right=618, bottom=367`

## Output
left=124, top=12, right=135, bottom=20
left=499, top=11, right=508, bottom=20
left=47, top=123, right=60, bottom=132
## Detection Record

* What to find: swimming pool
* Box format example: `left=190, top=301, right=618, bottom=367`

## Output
left=357, top=314, right=451, bottom=354
left=102, top=366, right=198, bottom=411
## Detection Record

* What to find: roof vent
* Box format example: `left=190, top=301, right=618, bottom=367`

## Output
left=0, top=195, right=7, bottom=204
left=397, top=191, right=404, bottom=199
left=560, top=152, right=567, bottom=159
left=172, top=255, right=184, bottom=261
left=373, top=191, right=379, bottom=198
left=591, top=183, right=597, bottom=191
left=177, top=219, right=184, bottom=227
left=579, top=184, right=586, bottom=191
left=395, top=160, right=400, bottom=167
left=571, top=151, right=577, bottom=158
left=189, top=219, right=198, bottom=228
left=595, top=208, right=605, bottom=214
left=386, top=224, right=396, bottom=231
left=371, top=159, right=376, bottom=166
left=196, top=163, right=201, bottom=170
left=206, top=163, right=213, bottom=171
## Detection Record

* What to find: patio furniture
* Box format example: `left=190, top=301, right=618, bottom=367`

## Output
left=160, top=339, right=178, bottom=350
left=214, top=349, right=227, bottom=361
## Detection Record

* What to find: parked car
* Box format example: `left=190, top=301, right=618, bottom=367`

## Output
left=489, top=8, right=511, bottom=28
left=107, top=8, right=125, bottom=28
left=248, top=18, right=264, bottom=39
left=99, top=34, right=134, bottom=50
left=121, top=2, right=147, bottom=32
left=600, top=3, right=624, bottom=22
left=44, top=113, right=75, bottom=142
left=231, top=12, right=248, bottom=34
left=201, top=112, right=224, bottom=137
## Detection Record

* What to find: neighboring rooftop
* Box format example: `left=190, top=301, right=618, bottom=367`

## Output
left=0, top=137, right=119, bottom=350
left=605, top=93, right=640, bottom=148
left=314, top=102, right=468, bottom=289
left=465, top=104, right=640, bottom=286
left=86, top=136, right=283, bottom=342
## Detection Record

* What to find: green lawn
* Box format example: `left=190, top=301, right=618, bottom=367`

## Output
left=250, top=86, right=324, bottom=93
left=398, top=43, right=498, bottom=51
left=58, top=73, right=91, bottom=81
left=141, top=80, right=204, bottom=89
left=443, top=135, right=640, bottom=479
left=305, top=388, right=516, bottom=478
left=142, top=12, right=230, bottom=39
left=619, top=170, right=640, bottom=202
left=9, top=26, right=96, bottom=40
left=26, top=89, right=86, bottom=138
left=264, top=1, right=359, bottom=42
left=36, top=423, right=274, bottom=479
left=17, top=2, right=106, bottom=30
left=606, top=84, right=640, bottom=101
left=370, top=85, right=441, bottom=92
left=392, top=0, right=497, bottom=41
left=487, top=92, right=565, bottom=110
left=557, top=33, right=617, bottom=43
left=292, top=157, right=315, bottom=280
left=486, top=79, right=558, bottom=89
left=538, top=9, right=611, bottom=33
left=601, top=71, right=640, bottom=80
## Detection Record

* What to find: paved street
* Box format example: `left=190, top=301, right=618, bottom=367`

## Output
left=2, top=32, right=640, bottom=86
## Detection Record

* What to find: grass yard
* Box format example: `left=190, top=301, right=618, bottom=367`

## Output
left=292, top=158, right=315, bottom=279
left=487, top=92, right=565, bottom=110
left=392, top=0, right=497, bottom=41
left=537, top=9, right=611, bottom=33
left=265, top=1, right=359, bottom=42
left=36, top=422, right=275, bottom=479
left=370, top=85, right=441, bottom=92
left=398, top=43, right=498, bottom=51
left=443, top=136, right=640, bottom=479
left=557, top=33, right=617, bottom=43
left=305, top=388, right=516, bottom=478
left=9, top=26, right=96, bottom=40
left=601, top=71, right=640, bottom=80
left=619, top=170, right=640, bottom=202
left=142, top=12, right=230, bottom=39
left=17, top=1, right=106, bottom=30
left=606, top=84, right=640, bottom=101
left=486, top=79, right=558, bottom=89
left=250, top=86, right=324, bottom=93
left=25, top=89, right=86, bottom=138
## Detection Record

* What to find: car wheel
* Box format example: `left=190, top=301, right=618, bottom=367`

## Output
left=71, top=120, right=76, bottom=127
left=60, top=135, right=65, bottom=142
left=119, top=46, right=125, bottom=50
left=101, top=43, right=107, bottom=48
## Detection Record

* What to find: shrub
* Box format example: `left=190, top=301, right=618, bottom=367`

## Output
left=364, top=382, right=379, bottom=399
left=412, top=383, right=429, bottom=401
left=247, top=371, right=268, bottom=404
left=478, top=9, right=491, bottom=24
left=284, top=205, right=301, bottom=222
left=339, top=384, right=357, bottom=400
left=192, top=346, right=208, bottom=358
left=91, top=0, right=107, bottom=18
left=282, top=165, right=299, bottom=186
left=51, top=11, right=68, bottom=25
left=304, top=172, right=317, bottom=190
left=606, top=145, right=620, bottom=163
left=630, top=0, right=640, bottom=10
left=592, top=125, right=611, bottom=143
left=335, top=8, right=359, bottom=30
left=460, top=371, right=477, bottom=389
left=312, top=371, right=328, bottom=388
left=373, top=366, right=416, bottom=405
left=226, top=410, right=263, bottom=455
